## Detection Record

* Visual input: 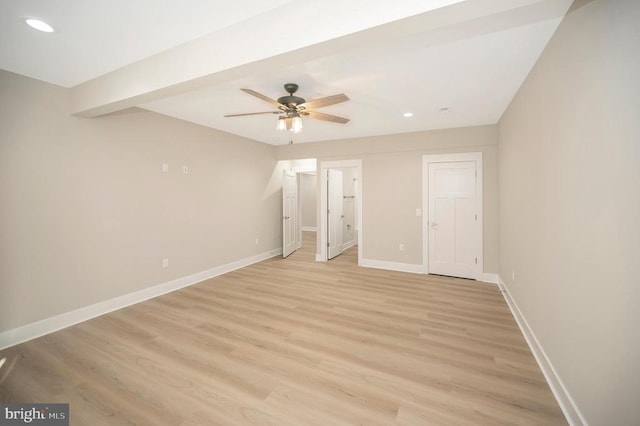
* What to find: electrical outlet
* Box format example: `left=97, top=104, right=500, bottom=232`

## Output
left=415, top=208, right=422, bottom=216
left=512, top=270, right=515, bottom=281
left=255, top=238, right=259, bottom=245
left=162, top=163, right=169, bottom=173
left=162, top=258, right=169, bottom=268
left=182, top=165, right=189, bottom=175
left=399, top=243, right=405, bottom=252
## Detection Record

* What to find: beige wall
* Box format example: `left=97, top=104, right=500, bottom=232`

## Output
left=0, top=70, right=282, bottom=333
left=274, top=125, right=499, bottom=272
left=498, top=0, right=640, bottom=423
left=300, top=173, right=317, bottom=229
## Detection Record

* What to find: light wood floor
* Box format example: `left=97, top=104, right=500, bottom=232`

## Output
left=0, top=233, right=566, bottom=425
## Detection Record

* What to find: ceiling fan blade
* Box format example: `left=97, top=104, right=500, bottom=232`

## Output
left=306, top=110, right=350, bottom=124
left=224, top=111, right=280, bottom=117
left=241, top=88, right=284, bottom=108
left=299, top=93, right=349, bottom=110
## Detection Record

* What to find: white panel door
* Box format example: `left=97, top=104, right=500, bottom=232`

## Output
left=282, top=171, right=298, bottom=258
left=327, top=169, right=344, bottom=260
left=428, top=161, right=479, bottom=279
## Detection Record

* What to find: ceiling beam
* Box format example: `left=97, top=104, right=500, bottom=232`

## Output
left=69, top=0, right=555, bottom=117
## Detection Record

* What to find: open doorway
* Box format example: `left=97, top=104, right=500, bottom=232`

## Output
left=319, top=159, right=362, bottom=264
left=282, top=159, right=316, bottom=259
left=300, top=172, right=317, bottom=233
left=299, top=171, right=317, bottom=253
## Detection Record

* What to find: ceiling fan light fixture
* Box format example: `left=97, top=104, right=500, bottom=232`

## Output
left=277, top=113, right=303, bottom=133
left=291, top=115, right=303, bottom=133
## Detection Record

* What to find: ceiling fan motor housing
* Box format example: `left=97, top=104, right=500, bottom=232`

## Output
left=278, top=83, right=306, bottom=107
left=284, top=83, right=298, bottom=94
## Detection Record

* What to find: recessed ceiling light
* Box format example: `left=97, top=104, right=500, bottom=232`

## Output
left=25, top=18, right=54, bottom=33
left=403, top=112, right=414, bottom=118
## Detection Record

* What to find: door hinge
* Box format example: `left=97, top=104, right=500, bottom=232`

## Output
left=475, top=213, right=478, bottom=221
left=327, top=242, right=330, bottom=247
left=475, top=257, right=478, bottom=264
left=475, top=170, right=478, bottom=178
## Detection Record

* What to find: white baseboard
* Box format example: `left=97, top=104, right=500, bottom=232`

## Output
left=360, top=258, right=423, bottom=274
left=0, top=248, right=283, bottom=351
left=498, top=276, right=586, bottom=426
left=302, top=226, right=317, bottom=232
left=481, top=273, right=500, bottom=284
left=342, top=240, right=356, bottom=251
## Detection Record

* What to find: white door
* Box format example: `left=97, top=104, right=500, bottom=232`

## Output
left=428, top=161, right=480, bottom=279
left=282, top=170, right=298, bottom=258
left=327, top=169, right=344, bottom=260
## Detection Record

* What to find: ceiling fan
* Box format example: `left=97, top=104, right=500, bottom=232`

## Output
left=224, top=83, right=350, bottom=133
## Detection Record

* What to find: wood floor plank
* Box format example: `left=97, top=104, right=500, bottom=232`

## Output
left=0, top=232, right=566, bottom=425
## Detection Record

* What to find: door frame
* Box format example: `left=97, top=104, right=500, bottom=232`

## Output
left=422, top=152, right=483, bottom=279
left=319, top=159, right=362, bottom=264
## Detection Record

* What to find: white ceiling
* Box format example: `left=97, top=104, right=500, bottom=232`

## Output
left=0, top=0, right=574, bottom=145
